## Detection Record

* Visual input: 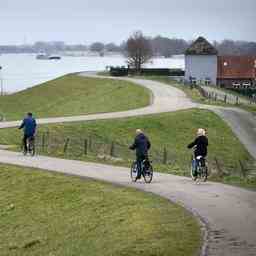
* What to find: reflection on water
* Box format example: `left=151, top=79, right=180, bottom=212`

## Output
left=0, top=54, right=184, bottom=93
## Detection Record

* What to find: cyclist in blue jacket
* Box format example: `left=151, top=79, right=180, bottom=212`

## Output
left=129, top=129, right=151, bottom=181
left=18, top=112, right=37, bottom=153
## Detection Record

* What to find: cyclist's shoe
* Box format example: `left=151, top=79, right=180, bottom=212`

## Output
left=135, top=176, right=141, bottom=181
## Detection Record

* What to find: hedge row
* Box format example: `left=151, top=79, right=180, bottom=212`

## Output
left=109, top=67, right=184, bottom=77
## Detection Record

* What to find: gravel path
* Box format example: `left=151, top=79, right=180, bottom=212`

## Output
left=0, top=73, right=256, bottom=256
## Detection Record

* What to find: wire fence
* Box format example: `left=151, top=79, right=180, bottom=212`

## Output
left=198, top=86, right=256, bottom=105
left=34, top=131, right=256, bottom=180
left=35, top=132, right=169, bottom=165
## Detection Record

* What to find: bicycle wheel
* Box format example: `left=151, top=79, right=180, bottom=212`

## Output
left=130, top=161, right=138, bottom=182
left=143, top=164, right=153, bottom=183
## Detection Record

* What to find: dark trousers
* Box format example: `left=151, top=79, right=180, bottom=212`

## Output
left=136, top=154, right=147, bottom=179
left=23, top=134, right=34, bottom=152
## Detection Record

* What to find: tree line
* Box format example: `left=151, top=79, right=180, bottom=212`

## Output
left=1, top=36, right=256, bottom=56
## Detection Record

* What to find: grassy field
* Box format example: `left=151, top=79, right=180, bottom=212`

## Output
left=1, top=109, right=255, bottom=188
left=0, top=164, right=201, bottom=256
left=0, top=74, right=150, bottom=121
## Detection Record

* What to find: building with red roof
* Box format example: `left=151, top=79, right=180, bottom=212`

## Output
left=217, top=56, right=256, bottom=89
left=185, top=37, right=256, bottom=90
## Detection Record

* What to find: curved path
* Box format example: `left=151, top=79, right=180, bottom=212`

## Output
left=0, top=73, right=256, bottom=256
left=0, top=74, right=197, bottom=129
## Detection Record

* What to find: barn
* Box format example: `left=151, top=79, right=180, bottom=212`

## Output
left=185, top=37, right=256, bottom=91
left=217, top=56, right=256, bottom=89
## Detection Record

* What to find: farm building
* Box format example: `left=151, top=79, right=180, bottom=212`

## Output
left=217, top=56, right=256, bottom=89
left=185, top=37, right=218, bottom=85
left=185, top=37, right=256, bottom=90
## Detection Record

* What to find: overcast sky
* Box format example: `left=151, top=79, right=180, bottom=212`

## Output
left=1, top=0, right=255, bottom=45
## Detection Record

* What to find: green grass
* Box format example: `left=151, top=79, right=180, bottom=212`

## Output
left=0, top=164, right=201, bottom=256
left=1, top=109, right=254, bottom=188
left=0, top=74, right=150, bottom=121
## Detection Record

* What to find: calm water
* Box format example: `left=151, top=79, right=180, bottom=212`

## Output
left=0, top=54, right=184, bottom=93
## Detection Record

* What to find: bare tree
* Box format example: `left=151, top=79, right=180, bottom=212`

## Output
left=124, top=31, right=153, bottom=72
left=105, top=43, right=121, bottom=52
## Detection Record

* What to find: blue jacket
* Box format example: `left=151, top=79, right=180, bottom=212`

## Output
left=19, top=117, right=37, bottom=136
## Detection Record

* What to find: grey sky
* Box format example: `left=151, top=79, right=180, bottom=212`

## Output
left=1, top=0, right=255, bottom=44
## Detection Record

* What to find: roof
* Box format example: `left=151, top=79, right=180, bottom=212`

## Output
left=185, top=37, right=218, bottom=55
left=217, top=56, right=256, bottom=79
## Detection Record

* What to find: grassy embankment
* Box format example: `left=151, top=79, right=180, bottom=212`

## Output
left=0, top=164, right=201, bottom=256
left=0, top=74, right=150, bottom=121
left=1, top=109, right=255, bottom=189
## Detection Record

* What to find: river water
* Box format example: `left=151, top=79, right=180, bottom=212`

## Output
left=0, top=54, right=184, bottom=93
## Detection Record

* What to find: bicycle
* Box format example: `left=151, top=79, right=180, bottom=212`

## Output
left=22, top=136, right=35, bottom=156
left=130, top=158, right=153, bottom=183
left=191, top=155, right=208, bottom=182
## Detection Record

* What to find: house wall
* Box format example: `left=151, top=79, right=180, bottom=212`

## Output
left=185, top=55, right=217, bottom=85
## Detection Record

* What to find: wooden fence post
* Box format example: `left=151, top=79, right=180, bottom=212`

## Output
left=214, top=157, right=223, bottom=178
left=84, top=139, right=88, bottom=155
left=110, top=141, right=115, bottom=157
left=45, top=131, right=50, bottom=152
left=163, top=147, right=167, bottom=165
left=239, top=160, right=247, bottom=178
left=42, top=133, right=45, bottom=152
left=88, top=137, right=92, bottom=151
left=63, top=138, right=70, bottom=153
